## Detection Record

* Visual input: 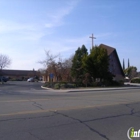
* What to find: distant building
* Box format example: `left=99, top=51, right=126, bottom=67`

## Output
left=0, top=69, right=40, bottom=80
left=100, top=44, right=125, bottom=81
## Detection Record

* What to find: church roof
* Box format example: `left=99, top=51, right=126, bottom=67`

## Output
left=99, top=43, right=125, bottom=77
left=99, top=44, right=115, bottom=55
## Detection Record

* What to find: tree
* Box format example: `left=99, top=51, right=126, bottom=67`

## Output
left=124, top=66, right=137, bottom=79
left=39, top=50, right=73, bottom=82
left=71, top=45, right=88, bottom=82
left=123, top=59, right=125, bottom=70
left=58, top=56, right=73, bottom=82
left=38, top=50, right=59, bottom=68
left=82, top=73, right=91, bottom=87
left=128, top=59, right=130, bottom=68
left=0, top=54, right=11, bottom=70
left=82, top=46, right=110, bottom=81
left=0, top=54, right=11, bottom=83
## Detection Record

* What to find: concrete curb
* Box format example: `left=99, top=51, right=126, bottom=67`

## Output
left=66, top=87, right=140, bottom=92
left=41, top=82, right=140, bottom=92
left=41, top=86, right=52, bottom=90
left=41, top=85, right=140, bottom=92
left=125, top=83, right=140, bottom=86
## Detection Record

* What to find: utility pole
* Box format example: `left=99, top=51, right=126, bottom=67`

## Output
left=89, top=33, right=96, bottom=48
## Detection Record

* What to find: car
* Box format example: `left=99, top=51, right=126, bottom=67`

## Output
left=27, top=77, right=34, bottom=82
left=0, top=76, right=8, bottom=82
left=27, top=77, right=38, bottom=82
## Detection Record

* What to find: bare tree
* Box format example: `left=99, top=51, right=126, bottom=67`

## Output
left=38, top=50, right=60, bottom=81
left=39, top=50, right=73, bottom=82
left=38, top=50, right=59, bottom=68
left=0, top=54, right=11, bottom=84
left=0, top=54, right=11, bottom=69
left=129, top=67, right=137, bottom=79
left=47, top=55, right=73, bottom=82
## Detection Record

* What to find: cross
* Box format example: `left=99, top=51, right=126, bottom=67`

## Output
left=89, top=33, right=96, bottom=48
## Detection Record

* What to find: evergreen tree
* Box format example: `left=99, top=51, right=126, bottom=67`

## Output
left=71, top=45, right=88, bottom=82
left=82, top=45, right=110, bottom=81
left=123, top=59, right=125, bottom=70
left=128, top=59, right=130, bottom=68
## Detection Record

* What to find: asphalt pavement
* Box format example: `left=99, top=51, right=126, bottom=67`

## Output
left=0, top=81, right=140, bottom=140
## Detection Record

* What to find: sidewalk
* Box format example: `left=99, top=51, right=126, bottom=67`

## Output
left=41, top=83, right=140, bottom=92
left=124, top=82, right=140, bottom=86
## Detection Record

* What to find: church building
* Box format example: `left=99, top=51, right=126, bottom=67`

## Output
left=99, top=44, right=125, bottom=81
left=43, top=43, right=125, bottom=82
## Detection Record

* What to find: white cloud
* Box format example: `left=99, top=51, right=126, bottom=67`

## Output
left=45, top=1, right=78, bottom=28
left=0, top=20, right=33, bottom=33
left=0, top=20, right=47, bottom=42
left=39, top=35, right=91, bottom=58
left=45, top=23, right=53, bottom=28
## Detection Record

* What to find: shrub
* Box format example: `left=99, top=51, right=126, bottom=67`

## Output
left=54, top=83, right=60, bottom=89
left=9, top=78, right=17, bottom=81
left=67, top=83, right=76, bottom=88
left=43, top=82, right=48, bottom=87
left=75, top=82, right=85, bottom=87
left=131, top=78, right=140, bottom=83
left=9, top=78, right=22, bottom=81
left=43, top=82, right=52, bottom=88
left=110, top=80, right=124, bottom=86
left=118, top=80, right=124, bottom=86
left=92, top=82, right=102, bottom=87
left=60, top=83, right=66, bottom=89
left=102, top=80, right=111, bottom=86
left=102, top=80, right=124, bottom=87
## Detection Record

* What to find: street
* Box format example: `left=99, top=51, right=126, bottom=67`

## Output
left=0, top=81, right=140, bottom=140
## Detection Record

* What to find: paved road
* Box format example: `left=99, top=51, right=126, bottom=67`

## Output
left=0, top=81, right=140, bottom=140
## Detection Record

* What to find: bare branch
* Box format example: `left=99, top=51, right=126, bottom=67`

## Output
left=0, top=54, right=11, bottom=69
left=38, top=50, right=59, bottom=68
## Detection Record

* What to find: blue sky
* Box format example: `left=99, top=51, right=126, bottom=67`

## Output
left=0, top=0, right=140, bottom=71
